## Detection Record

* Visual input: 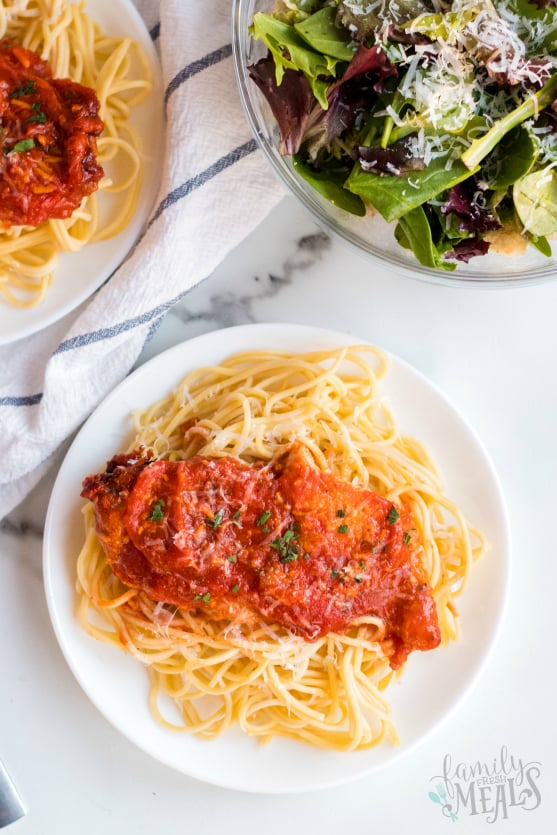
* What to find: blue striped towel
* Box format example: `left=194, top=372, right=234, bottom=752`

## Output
left=0, top=0, right=283, bottom=516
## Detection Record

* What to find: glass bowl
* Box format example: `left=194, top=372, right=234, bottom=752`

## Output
left=232, top=0, right=557, bottom=288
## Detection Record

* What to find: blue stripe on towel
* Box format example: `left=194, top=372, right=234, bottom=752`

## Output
left=165, top=43, right=232, bottom=104
left=148, top=138, right=257, bottom=229
left=0, top=393, right=43, bottom=407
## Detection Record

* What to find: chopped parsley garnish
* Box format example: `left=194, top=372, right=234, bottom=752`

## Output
left=8, top=138, right=36, bottom=154
left=148, top=498, right=165, bottom=521
left=387, top=505, right=400, bottom=525
left=337, top=524, right=349, bottom=534
left=360, top=560, right=366, bottom=570
left=331, top=569, right=340, bottom=578
left=207, top=509, right=224, bottom=530
left=23, top=103, right=47, bottom=125
left=9, top=80, right=36, bottom=98
left=227, top=554, right=238, bottom=563
left=336, top=509, right=346, bottom=518
left=354, top=576, right=362, bottom=583
left=232, top=509, right=242, bottom=528
left=403, top=531, right=412, bottom=546
left=232, top=584, right=240, bottom=594
left=270, top=525, right=299, bottom=563
left=194, top=592, right=211, bottom=603
left=257, top=510, right=271, bottom=526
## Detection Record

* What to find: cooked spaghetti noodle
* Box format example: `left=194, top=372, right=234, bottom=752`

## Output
left=77, top=345, right=487, bottom=750
left=0, top=0, right=152, bottom=307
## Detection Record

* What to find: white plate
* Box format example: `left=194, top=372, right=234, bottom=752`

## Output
left=0, top=0, right=162, bottom=346
left=43, top=324, right=511, bottom=793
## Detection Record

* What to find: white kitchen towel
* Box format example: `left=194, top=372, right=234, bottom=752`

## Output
left=0, top=0, right=284, bottom=517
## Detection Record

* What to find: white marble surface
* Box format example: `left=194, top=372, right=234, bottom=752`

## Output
left=1, top=196, right=556, bottom=833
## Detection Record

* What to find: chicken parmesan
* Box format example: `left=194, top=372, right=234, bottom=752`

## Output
left=81, top=444, right=441, bottom=669
left=0, top=0, right=152, bottom=308
left=0, top=38, right=104, bottom=228
left=75, top=344, right=486, bottom=750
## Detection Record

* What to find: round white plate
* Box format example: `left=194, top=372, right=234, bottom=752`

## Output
left=0, top=0, right=163, bottom=346
left=43, top=323, right=511, bottom=793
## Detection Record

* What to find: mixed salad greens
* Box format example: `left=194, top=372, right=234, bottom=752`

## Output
left=248, top=0, right=557, bottom=269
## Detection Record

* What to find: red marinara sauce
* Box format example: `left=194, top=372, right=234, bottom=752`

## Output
left=82, top=444, right=442, bottom=669
left=0, top=39, right=104, bottom=228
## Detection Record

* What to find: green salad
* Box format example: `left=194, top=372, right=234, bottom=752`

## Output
left=248, top=0, right=557, bottom=269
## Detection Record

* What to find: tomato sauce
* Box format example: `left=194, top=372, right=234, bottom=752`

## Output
left=0, top=39, right=104, bottom=227
left=82, top=445, right=441, bottom=668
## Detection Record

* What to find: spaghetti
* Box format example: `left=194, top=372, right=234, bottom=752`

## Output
left=77, top=345, right=487, bottom=751
left=0, top=0, right=152, bottom=308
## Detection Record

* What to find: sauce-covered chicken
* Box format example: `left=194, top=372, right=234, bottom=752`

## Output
left=82, top=444, right=441, bottom=668
left=0, top=39, right=104, bottom=227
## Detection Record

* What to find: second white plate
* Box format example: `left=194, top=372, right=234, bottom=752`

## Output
left=43, top=323, right=511, bottom=793
left=0, top=0, right=163, bottom=345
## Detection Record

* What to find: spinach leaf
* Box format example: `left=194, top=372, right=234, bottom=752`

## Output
left=485, top=127, right=537, bottom=190
left=292, top=155, right=366, bottom=215
left=395, top=206, right=456, bottom=271
left=346, top=152, right=476, bottom=222
left=294, top=7, right=355, bottom=61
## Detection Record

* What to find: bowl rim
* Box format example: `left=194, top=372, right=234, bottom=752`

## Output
left=232, top=0, right=557, bottom=288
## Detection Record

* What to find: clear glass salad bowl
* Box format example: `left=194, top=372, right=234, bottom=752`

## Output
left=232, top=0, right=557, bottom=288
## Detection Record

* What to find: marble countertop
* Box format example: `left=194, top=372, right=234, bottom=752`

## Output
left=1, top=196, right=556, bottom=833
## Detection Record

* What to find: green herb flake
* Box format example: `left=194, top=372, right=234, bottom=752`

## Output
left=257, top=510, right=271, bottom=526
left=194, top=592, right=211, bottom=604
left=227, top=554, right=238, bottom=563
left=403, top=531, right=412, bottom=546
left=9, top=138, right=36, bottom=154
left=207, top=509, right=224, bottom=530
left=232, top=584, right=240, bottom=594
left=271, top=525, right=299, bottom=563
left=354, top=576, right=362, bottom=583
left=336, top=509, right=346, bottom=518
left=337, top=524, right=349, bottom=534
left=331, top=569, right=340, bottom=578
left=9, top=80, right=36, bottom=98
left=23, top=102, right=47, bottom=126
left=359, top=560, right=366, bottom=570
left=148, top=498, right=165, bottom=521
left=387, top=505, right=400, bottom=525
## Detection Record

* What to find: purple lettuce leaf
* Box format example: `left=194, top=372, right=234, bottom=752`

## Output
left=441, top=181, right=501, bottom=234
left=248, top=57, right=315, bottom=155
left=444, top=237, right=491, bottom=263
left=356, top=136, right=425, bottom=176
left=324, top=45, right=398, bottom=144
